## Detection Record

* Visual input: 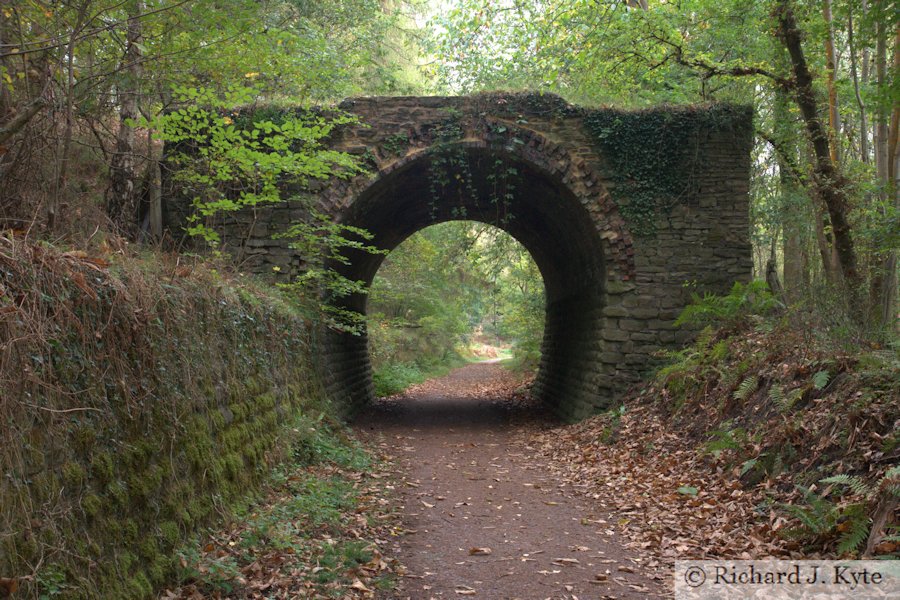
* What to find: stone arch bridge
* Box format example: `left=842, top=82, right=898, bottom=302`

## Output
left=164, top=93, right=753, bottom=420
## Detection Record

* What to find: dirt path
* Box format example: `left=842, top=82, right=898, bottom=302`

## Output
left=353, top=363, right=666, bottom=600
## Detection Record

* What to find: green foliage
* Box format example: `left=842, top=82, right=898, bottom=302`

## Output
left=675, top=281, right=780, bottom=329
left=781, top=468, right=900, bottom=555
left=822, top=466, right=900, bottom=501
left=812, top=370, right=831, bottom=391
left=146, top=87, right=360, bottom=246
left=373, top=362, right=438, bottom=398
left=150, top=94, right=391, bottom=333
left=780, top=486, right=872, bottom=555
left=36, top=565, right=69, bottom=599
left=599, top=405, right=627, bottom=444
left=655, top=328, right=731, bottom=410
left=733, top=376, right=759, bottom=401
left=821, top=474, right=872, bottom=498
left=176, top=547, right=242, bottom=594
left=703, top=425, right=748, bottom=459
left=781, top=485, right=844, bottom=535
left=276, top=213, right=387, bottom=334
left=768, top=383, right=805, bottom=413
left=286, top=413, right=370, bottom=472
left=368, top=221, right=545, bottom=387
left=427, top=0, right=771, bottom=104
left=584, top=105, right=752, bottom=236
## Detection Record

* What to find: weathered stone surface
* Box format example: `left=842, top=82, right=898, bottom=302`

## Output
left=163, top=92, right=753, bottom=419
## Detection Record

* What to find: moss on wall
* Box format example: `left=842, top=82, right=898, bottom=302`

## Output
left=0, top=238, right=327, bottom=599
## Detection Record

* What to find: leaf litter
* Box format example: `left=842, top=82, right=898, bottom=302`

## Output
left=160, top=442, right=403, bottom=599
left=519, top=323, right=899, bottom=587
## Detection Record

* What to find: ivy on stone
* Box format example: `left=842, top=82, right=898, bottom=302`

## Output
left=584, top=104, right=752, bottom=237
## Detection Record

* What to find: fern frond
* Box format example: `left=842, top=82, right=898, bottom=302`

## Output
left=837, top=523, right=870, bottom=555
left=781, top=503, right=830, bottom=535
left=768, top=383, right=785, bottom=405
left=786, top=387, right=804, bottom=409
left=812, top=369, right=830, bottom=390
left=822, top=474, right=872, bottom=497
left=740, top=458, right=759, bottom=476
left=780, top=486, right=838, bottom=535
left=733, top=375, right=758, bottom=401
left=836, top=505, right=871, bottom=555
left=878, top=465, right=900, bottom=497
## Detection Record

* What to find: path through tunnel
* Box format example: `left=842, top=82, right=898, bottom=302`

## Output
left=323, top=143, right=614, bottom=419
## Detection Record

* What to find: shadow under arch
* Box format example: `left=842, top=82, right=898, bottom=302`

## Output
left=323, top=139, right=629, bottom=420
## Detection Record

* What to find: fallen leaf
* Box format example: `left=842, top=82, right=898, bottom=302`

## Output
left=0, top=578, right=18, bottom=596
left=468, top=547, right=492, bottom=556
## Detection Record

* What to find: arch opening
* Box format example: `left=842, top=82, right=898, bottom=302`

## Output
left=367, top=220, right=546, bottom=397
left=323, top=145, right=616, bottom=419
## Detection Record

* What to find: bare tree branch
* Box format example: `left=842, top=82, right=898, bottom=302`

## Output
left=0, top=96, right=47, bottom=146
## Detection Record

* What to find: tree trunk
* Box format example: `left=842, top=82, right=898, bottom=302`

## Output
left=868, top=20, right=900, bottom=328
left=879, top=25, right=900, bottom=328
left=50, top=2, right=90, bottom=231
left=0, top=0, right=11, bottom=120
left=774, top=0, right=860, bottom=290
left=774, top=87, right=808, bottom=293
left=874, top=20, right=889, bottom=184
left=0, top=97, right=47, bottom=145
left=848, top=11, right=868, bottom=163
left=106, top=1, right=144, bottom=234
left=823, top=0, right=842, bottom=164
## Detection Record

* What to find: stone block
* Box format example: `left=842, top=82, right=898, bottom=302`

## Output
left=602, top=305, right=629, bottom=317
left=629, top=308, right=660, bottom=319
left=602, top=328, right=630, bottom=342
left=618, top=319, right=646, bottom=331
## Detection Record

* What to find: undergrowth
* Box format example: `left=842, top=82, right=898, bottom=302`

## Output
left=167, top=414, right=398, bottom=598
left=645, top=280, right=899, bottom=558
left=372, top=353, right=468, bottom=397
left=0, top=234, right=334, bottom=598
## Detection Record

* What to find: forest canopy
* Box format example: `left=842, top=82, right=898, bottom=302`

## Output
left=0, top=0, right=897, bottom=352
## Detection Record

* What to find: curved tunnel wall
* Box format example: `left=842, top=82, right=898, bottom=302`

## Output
left=322, top=145, right=613, bottom=419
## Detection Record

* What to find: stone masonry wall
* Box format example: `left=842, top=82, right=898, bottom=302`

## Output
left=163, top=93, right=754, bottom=420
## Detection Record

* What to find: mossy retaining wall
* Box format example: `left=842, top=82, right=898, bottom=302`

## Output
left=0, top=240, right=325, bottom=598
